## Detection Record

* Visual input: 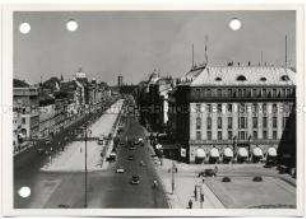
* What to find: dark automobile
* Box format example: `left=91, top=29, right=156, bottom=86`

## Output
left=198, top=168, right=218, bottom=177
left=129, top=146, right=136, bottom=150
left=128, top=155, right=134, bottom=160
left=130, top=175, right=140, bottom=185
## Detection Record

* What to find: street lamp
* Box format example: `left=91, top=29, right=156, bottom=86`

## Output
left=81, top=125, right=92, bottom=208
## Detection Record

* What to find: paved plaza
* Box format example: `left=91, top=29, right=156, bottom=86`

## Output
left=156, top=158, right=296, bottom=209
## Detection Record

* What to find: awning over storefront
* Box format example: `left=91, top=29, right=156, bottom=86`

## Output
left=223, top=147, right=233, bottom=158
left=209, top=148, right=219, bottom=158
left=196, top=148, right=206, bottom=158
left=252, top=147, right=263, bottom=157
left=237, top=147, right=248, bottom=157
left=268, top=147, right=277, bottom=157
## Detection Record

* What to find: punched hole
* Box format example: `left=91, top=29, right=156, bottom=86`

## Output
left=66, top=19, right=78, bottom=32
left=18, top=186, right=31, bottom=198
left=229, top=18, right=242, bottom=31
left=19, top=22, right=31, bottom=34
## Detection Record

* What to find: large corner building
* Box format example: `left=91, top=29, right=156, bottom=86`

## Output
left=168, top=64, right=296, bottom=164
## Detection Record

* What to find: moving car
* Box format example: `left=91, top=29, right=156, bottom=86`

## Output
left=116, top=168, right=125, bottom=173
left=139, top=160, right=146, bottom=166
left=109, top=151, right=117, bottom=160
left=134, top=139, right=140, bottom=145
left=130, top=175, right=140, bottom=185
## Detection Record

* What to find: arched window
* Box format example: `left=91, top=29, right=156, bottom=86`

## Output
left=237, top=75, right=247, bottom=81
left=280, top=75, right=290, bottom=81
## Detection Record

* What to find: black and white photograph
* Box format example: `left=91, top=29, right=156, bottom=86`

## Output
left=2, top=4, right=304, bottom=216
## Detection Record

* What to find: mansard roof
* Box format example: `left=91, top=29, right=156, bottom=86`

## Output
left=181, top=65, right=296, bottom=86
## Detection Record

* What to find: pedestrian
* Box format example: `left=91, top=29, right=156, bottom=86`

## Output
left=188, top=199, right=193, bottom=209
left=194, top=186, right=197, bottom=201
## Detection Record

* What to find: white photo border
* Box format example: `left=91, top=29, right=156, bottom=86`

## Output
left=1, top=2, right=305, bottom=217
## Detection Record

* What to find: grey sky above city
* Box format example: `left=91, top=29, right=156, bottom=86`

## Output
left=14, top=11, right=295, bottom=85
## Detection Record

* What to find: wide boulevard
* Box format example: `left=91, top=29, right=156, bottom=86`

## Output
left=14, top=97, right=168, bottom=208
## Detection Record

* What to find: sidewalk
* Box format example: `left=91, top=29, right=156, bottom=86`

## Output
left=155, top=158, right=224, bottom=209
left=40, top=99, right=124, bottom=172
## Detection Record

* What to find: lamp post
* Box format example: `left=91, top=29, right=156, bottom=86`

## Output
left=82, top=125, right=92, bottom=208
left=171, top=160, right=175, bottom=194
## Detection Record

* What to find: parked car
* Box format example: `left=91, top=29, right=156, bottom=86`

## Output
left=130, top=175, right=140, bottom=185
left=198, top=168, right=218, bottom=177
left=128, top=155, right=134, bottom=160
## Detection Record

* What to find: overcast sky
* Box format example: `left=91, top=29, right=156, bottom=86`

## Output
left=14, top=11, right=295, bottom=85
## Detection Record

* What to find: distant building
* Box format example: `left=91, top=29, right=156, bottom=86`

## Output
left=13, top=86, right=39, bottom=113
left=38, top=104, right=56, bottom=138
left=60, top=79, right=85, bottom=114
left=13, top=81, right=40, bottom=152
left=168, top=65, right=296, bottom=164
left=118, top=75, right=124, bottom=87
left=138, top=70, right=175, bottom=132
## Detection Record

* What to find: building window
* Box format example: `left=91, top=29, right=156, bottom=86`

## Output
left=263, top=117, right=268, bottom=128
left=217, top=117, right=222, bottom=129
left=228, top=89, right=233, bottom=97
left=252, top=117, right=258, bottom=128
left=217, top=104, right=222, bottom=113
left=207, top=131, right=212, bottom=140
left=273, top=131, right=277, bottom=140
left=228, top=131, right=233, bottom=140
left=282, top=116, right=287, bottom=128
left=196, top=131, right=201, bottom=140
left=207, top=89, right=211, bottom=97
left=252, top=89, right=256, bottom=97
left=207, top=104, right=212, bottom=113
left=263, top=130, right=268, bottom=139
left=263, top=89, right=267, bottom=97
left=239, top=103, right=246, bottom=114
left=286, top=89, right=290, bottom=97
left=272, top=117, right=277, bottom=128
left=228, top=117, right=233, bottom=129
left=217, top=89, right=222, bottom=97
left=262, top=103, right=267, bottom=114
left=238, top=117, right=247, bottom=129
left=218, top=131, right=222, bottom=140
left=252, top=103, right=258, bottom=115
left=227, top=103, right=232, bottom=113
left=196, top=117, right=201, bottom=130
left=272, top=103, right=277, bottom=114
left=196, top=103, right=201, bottom=113
left=253, top=131, right=258, bottom=140
left=196, top=89, right=201, bottom=97
left=273, top=89, right=277, bottom=97
left=238, top=131, right=247, bottom=140
left=283, top=102, right=290, bottom=115
left=207, top=117, right=212, bottom=130
left=238, top=89, right=243, bottom=97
